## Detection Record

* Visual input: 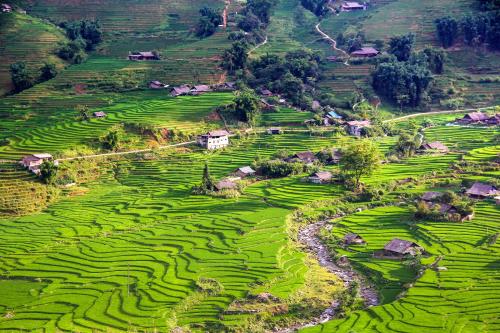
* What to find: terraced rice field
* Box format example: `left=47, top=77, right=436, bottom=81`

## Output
left=0, top=92, right=234, bottom=160
left=302, top=200, right=500, bottom=332
left=0, top=12, right=69, bottom=95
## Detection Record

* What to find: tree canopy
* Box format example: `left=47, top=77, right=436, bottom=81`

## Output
left=388, top=33, right=415, bottom=61
left=340, top=139, right=381, bottom=189
left=196, top=7, right=222, bottom=37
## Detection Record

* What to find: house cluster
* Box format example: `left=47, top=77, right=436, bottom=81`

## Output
left=343, top=233, right=424, bottom=259
left=170, top=82, right=236, bottom=97
left=19, top=153, right=58, bottom=175
left=1, top=3, right=12, bottom=12
left=455, top=111, right=500, bottom=126
left=419, top=191, right=474, bottom=221
left=341, top=1, right=366, bottom=11
left=128, top=52, right=159, bottom=61
left=215, top=166, right=256, bottom=191
left=197, top=130, right=230, bottom=150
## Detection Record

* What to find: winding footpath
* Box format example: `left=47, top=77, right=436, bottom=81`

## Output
left=315, top=22, right=349, bottom=66
left=249, top=35, right=268, bottom=55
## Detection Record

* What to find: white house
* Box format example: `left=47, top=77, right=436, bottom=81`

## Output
left=20, top=153, right=58, bottom=175
left=197, top=130, right=230, bottom=150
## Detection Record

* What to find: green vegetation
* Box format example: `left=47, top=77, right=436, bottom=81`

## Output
left=195, top=7, right=223, bottom=38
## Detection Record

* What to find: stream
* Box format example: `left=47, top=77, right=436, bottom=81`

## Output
left=275, top=218, right=379, bottom=332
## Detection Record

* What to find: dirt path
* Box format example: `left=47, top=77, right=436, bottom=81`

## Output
left=277, top=218, right=378, bottom=332
left=383, top=106, right=493, bottom=123
left=222, top=0, right=229, bottom=28
left=315, top=22, right=350, bottom=66
left=249, top=35, right=268, bottom=55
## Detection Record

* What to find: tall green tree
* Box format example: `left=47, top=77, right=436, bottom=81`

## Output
left=40, top=63, right=58, bottom=81
left=39, top=160, right=58, bottom=184
left=230, top=89, right=261, bottom=123
left=222, top=41, right=249, bottom=73
left=10, top=62, right=33, bottom=93
left=435, top=17, right=458, bottom=48
left=394, top=132, right=423, bottom=158
left=340, top=139, right=381, bottom=189
left=201, top=163, right=215, bottom=192
left=388, top=33, right=415, bottom=61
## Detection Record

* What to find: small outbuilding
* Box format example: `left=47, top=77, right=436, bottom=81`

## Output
left=215, top=179, right=238, bottom=191
left=267, top=127, right=283, bottom=135
left=191, top=85, right=212, bottom=95
left=346, top=120, right=371, bottom=136
left=341, top=1, right=366, bottom=11
left=234, top=166, right=256, bottom=178
left=260, top=89, right=273, bottom=97
left=351, top=47, right=379, bottom=57
left=170, top=85, right=191, bottom=97
left=20, top=153, right=58, bottom=175
left=383, top=238, right=424, bottom=257
left=421, top=191, right=444, bottom=201
left=308, top=171, right=333, bottom=184
left=466, top=182, right=498, bottom=198
left=419, top=141, right=449, bottom=153
left=1, top=3, right=12, bottom=12
left=149, top=80, right=169, bottom=89
left=93, top=111, right=107, bottom=118
left=289, top=151, right=317, bottom=164
left=128, top=51, right=159, bottom=61
left=344, top=233, right=365, bottom=245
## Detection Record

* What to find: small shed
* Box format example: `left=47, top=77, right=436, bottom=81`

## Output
left=191, top=85, right=212, bottom=95
left=419, top=141, right=449, bottom=153
left=149, top=81, right=168, bottom=89
left=383, top=238, right=423, bottom=257
left=341, top=1, right=366, bottom=11
left=93, top=111, right=107, bottom=118
left=260, top=89, right=273, bottom=97
left=267, top=127, right=283, bottom=135
left=344, top=233, right=365, bottom=245
left=289, top=151, right=317, bottom=164
left=308, top=171, right=333, bottom=184
left=466, top=182, right=498, bottom=198
left=215, top=179, right=238, bottom=191
left=421, top=191, right=444, bottom=201
left=170, top=85, right=191, bottom=97
left=234, top=166, right=256, bottom=178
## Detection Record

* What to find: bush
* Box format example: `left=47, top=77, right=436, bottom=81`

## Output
left=196, top=277, right=224, bottom=295
left=257, top=160, right=305, bottom=178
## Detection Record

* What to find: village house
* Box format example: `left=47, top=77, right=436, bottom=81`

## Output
left=128, top=51, right=159, bottom=61
left=197, top=130, right=230, bottom=150
left=20, top=153, right=58, bottom=175
left=215, top=179, right=238, bottom=191
left=267, top=127, right=283, bottom=135
left=1, top=3, right=12, bottom=12
left=308, top=171, right=333, bottom=184
left=383, top=238, right=424, bottom=258
left=456, top=111, right=489, bottom=124
left=191, top=85, right=212, bottom=95
left=149, top=81, right=169, bottom=89
left=421, top=191, right=444, bottom=202
left=288, top=151, right=317, bottom=164
left=93, top=111, right=107, bottom=118
left=260, top=89, right=273, bottom=97
left=344, top=233, right=365, bottom=245
left=346, top=120, right=371, bottom=136
left=351, top=47, right=379, bottom=57
left=328, top=149, right=343, bottom=164
left=419, top=141, right=449, bottom=153
left=341, top=1, right=366, bottom=11
left=234, top=166, right=255, bottom=178
left=170, top=85, right=191, bottom=97
left=466, top=182, right=498, bottom=198
left=323, top=110, right=343, bottom=126
left=215, top=82, right=236, bottom=91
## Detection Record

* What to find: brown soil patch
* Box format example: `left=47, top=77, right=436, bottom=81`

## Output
left=74, top=84, right=87, bottom=95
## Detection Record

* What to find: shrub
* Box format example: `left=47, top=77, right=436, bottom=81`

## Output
left=196, top=277, right=224, bottom=295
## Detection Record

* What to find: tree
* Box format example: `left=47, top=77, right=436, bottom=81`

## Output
left=300, top=0, right=328, bottom=16
left=422, top=48, right=445, bottom=74
left=394, top=132, right=423, bottom=158
left=75, top=104, right=90, bottom=120
left=246, top=0, right=276, bottom=24
left=222, top=41, right=249, bottom=73
left=200, top=163, right=216, bottom=192
left=60, top=20, right=102, bottom=50
left=40, top=63, right=58, bottom=82
left=435, top=17, right=458, bottom=48
left=340, top=139, right=381, bottom=189
left=388, top=33, right=415, bottom=61
left=238, top=11, right=261, bottom=32
left=196, top=7, right=222, bottom=37
left=101, top=130, right=121, bottom=150
left=39, top=160, right=58, bottom=184
left=230, top=89, right=261, bottom=123
left=10, top=62, right=33, bottom=93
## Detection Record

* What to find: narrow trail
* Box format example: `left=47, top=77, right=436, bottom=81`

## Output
left=222, top=0, right=229, bottom=28
left=315, top=22, right=350, bottom=66
left=383, top=106, right=493, bottom=123
left=249, top=35, right=268, bottom=55
left=277, top=218, right=379, bottom=332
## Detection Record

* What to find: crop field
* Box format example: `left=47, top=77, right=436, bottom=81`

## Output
left=0, top=12, right=69, bottom=95
left=0, top=116, right=498, bottom=331
left=0, top=92, right=234, bottom=160
left=302, top=200, right=500, bottom=333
